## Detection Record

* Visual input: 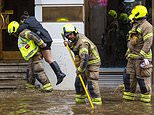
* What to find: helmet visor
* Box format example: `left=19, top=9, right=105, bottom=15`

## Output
left=64, top=32, right=72, bottom=38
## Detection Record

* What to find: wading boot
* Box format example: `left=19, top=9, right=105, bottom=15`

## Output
left=140, top=94, right=151, bottom=103
left=41, top=83, right=53, bottom=92
left=50, top=61, right=66, bottom=85
left=25, top=83, right=36, bottom=89
left=123, top=91, right=135, bottom=101
left=92, top=97, right=102, bottom=105
left=75, top=94, right=86, bottom=104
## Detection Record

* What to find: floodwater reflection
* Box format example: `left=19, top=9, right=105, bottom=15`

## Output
left=0, top=88, right=153, bottom=115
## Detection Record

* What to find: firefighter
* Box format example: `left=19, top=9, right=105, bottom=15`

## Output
left=123, top=5, right=153, bottom=103
left=62, top=24, right=102, bottom=105
left=18, top=11, right=66, bottom=85
left=8, top=21, right=52, bottom=92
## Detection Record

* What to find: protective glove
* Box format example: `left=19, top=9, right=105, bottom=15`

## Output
left=76, top=69, right=81, bottom=75
left=140, top=59, right=149, bottom=68
left=63, top=40, right=68, bottom=46
left=76, top=67, right=85, bottom=75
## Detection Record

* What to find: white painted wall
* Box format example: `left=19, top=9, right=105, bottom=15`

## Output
left=35, top=0, right=84, bottom=5
left=35, top=0, right=85, bottom=90
left=42, top=23, right=84, bottom=90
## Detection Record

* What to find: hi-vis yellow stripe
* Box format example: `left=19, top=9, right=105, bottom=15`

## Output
left=140, top=50, right=152, bottom=58
left=25, top=30, right=31, bottom=38
left=136, top=27, right=141, bottom=33
left=127, top=53, right=139, bottom=58
left=143, top=33, right=153, bottom=40
left=79, top=48, right=88, bottom=56
left=87, top=49, right=100, bottom=65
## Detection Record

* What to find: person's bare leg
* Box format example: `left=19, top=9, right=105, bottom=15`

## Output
left=41, top=50, right=53, bottom=64
left=41, top=50, right=66, bottom=85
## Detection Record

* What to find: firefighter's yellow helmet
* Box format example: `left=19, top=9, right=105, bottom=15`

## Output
left=8, top=21, right=19, bottom=34
left=62, top=23, right=78, bottom=37
left=129, top=5, right=148, bottom=21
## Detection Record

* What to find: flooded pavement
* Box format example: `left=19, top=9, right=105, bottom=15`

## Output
left=0, top=87, right=153, bottom=115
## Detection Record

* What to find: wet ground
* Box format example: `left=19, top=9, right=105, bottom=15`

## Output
left=0, top=87, right=153, bottom=115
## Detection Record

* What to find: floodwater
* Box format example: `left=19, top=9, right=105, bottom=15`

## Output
left=0, top=88, right=153, bottom=115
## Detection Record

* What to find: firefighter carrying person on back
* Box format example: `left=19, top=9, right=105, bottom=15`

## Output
left=123, top=5, right=153, bottom=103
left=62, top=24, right=102, bottom=105
left=18, top=11, right=66, bottom=86
left=8, top=21, right=52, bottom=92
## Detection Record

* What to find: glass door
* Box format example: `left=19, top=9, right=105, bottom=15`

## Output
left=0, top=0, right=34, bottom=60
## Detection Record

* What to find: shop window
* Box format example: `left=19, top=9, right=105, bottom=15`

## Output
left=42, top=6, right=83, bottom=22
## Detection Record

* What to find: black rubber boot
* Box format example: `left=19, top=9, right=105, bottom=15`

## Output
left=50, top=61, right=66, bottom=85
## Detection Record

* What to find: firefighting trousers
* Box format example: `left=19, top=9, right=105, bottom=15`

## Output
left=75, top=64, right=101, bottom=98
left=124, top=58, right=152, bottom=94
left=27, top=52, right=50, bottom=85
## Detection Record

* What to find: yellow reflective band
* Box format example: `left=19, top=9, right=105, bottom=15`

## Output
left=140, top=50, right=146, bottom=56
left=88, top=59, right=100, bottom=65
left=141, top=94, right=151, bottom=99
left=123, top=95, right=135, bottom=100
left=43, top=83, right=52, bottom=89
left=76, top=94, right=86, bottom=99
left=25, top=30, right=30, bottom=39
left=127, top=53, right=139, bottom=58
left=124, top=92, right=135, bottom=97
left=123, top=92, right=135, bottom=101
left=143, top=33, right=153, bottom=40
left=38, top=39, right=44, bottom=46
left=87, top=48, right=100, bottom=65
left=140, top=50, right=152, bottom=58
left=136, top=27, right=141, bottom=33
left=77, top=66, right=85, bottom=72
left=92, top=97, right=102, bottom=102
left=140, top=98, right=151, bottom=103
left=140, top=94, right=151, bottom=103
left=79, top=48, right=88, bottom=56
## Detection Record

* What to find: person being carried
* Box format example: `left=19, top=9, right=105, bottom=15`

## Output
left=8, top=21, right=53, bottom=91
left=17, top=11, right=66, bottom=85
left=62, top=23, right=102, bottom=105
